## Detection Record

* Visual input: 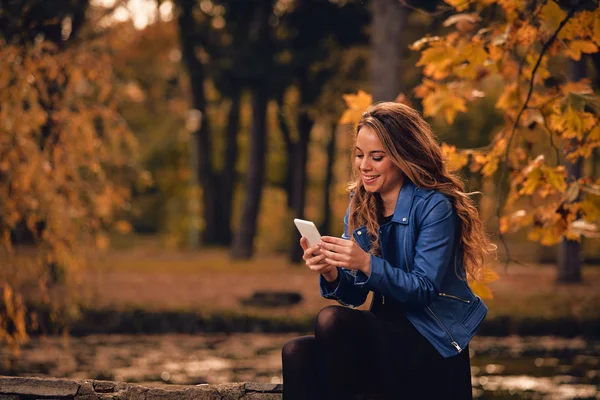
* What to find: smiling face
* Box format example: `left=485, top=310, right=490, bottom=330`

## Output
left=354, top=126, right=404, bottom=199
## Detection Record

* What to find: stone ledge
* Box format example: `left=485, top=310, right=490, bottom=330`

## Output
left=0, top=376, right=282, bottom=400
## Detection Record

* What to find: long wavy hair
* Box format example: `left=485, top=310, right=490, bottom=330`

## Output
left=347, top=102, right=495, bottom=281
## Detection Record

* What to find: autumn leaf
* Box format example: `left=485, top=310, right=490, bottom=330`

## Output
left=594, top=12, right=600, bottom=45
left=417, top=45, right=456, bottom=80
left=441, top=143, right=469, bottom=172
left=566, top=40, right=599, bottom=61
left=468, top=265, right=499, bottom=299
left=420, top=83, right=467, bottom=124
left=540, top=1, right=567, bottom=34
left=495, top=83, right=519, bottom=111
left=515, top=22, right=538, bottom=47
left=444, top=0, right=472, bottom=12
left=339, top=90, right=373, bottom=125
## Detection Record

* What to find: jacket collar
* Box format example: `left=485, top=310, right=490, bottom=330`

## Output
left=391, top=178, right=416, bottom=225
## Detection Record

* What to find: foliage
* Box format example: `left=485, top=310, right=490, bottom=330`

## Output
left=107, top=20, right=197, bottom=245
left=0, top=36, right=143, bottom=347
left=411, top=0, right=600, bottom=249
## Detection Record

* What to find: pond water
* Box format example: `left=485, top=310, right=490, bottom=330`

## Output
left=1, top=334, right=599, bottom=399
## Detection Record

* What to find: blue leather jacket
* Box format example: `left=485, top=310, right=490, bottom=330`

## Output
left=320, top=179, right=487, bottom=358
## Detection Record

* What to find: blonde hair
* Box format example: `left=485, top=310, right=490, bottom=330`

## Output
left=348, top=102, right=495, bottom=280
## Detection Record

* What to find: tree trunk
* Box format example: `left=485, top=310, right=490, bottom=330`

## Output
left=320, top=121, right=337, bottom=236
left=231, top=87, right=269, bottom=259
left=288, top=110, right=314, bottom=263
left=371, top=0, right=406, bottom=102
left=176, top=0, right=218, bottom=246
left=557, top=58, right=586, bottom=283
left=215, top=89, right=241, bottom=246
left=276, top=95, right=295, bottom=208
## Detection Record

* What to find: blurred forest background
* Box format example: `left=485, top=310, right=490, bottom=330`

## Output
left=2, top=0, right=600, bottom=355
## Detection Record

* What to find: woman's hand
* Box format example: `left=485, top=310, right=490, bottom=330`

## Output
left=318, top=236, right=371, bottom=276
left=300, top=237, right=338, bottom=282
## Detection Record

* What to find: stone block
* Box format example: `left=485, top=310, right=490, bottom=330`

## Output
left=93, top=380, right=116, bottom=393
left=243, top=383, right=283, bottom=393
left=242, top=394, right=282, bottom=400
left=145, top=387, right=221, bottom=400
left=212, top=383, right=245, bottom=399
left=0, top=376, right=79, bottom=397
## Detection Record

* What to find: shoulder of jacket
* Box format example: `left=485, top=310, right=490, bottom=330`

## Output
left=414, top=190, right=452, bottom=213
left=414, top=186, right=435, bottom=200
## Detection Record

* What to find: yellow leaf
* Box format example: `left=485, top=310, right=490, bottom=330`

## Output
left=421, top=83, right=467, bottom=124
left=417, top=45, right=456, bottom=80
left=594, top=12, right=600, bottom=45
left=543, top=166, right=567, bottom=192
left=453, top=42, right=488, bottom=80
left=567, top=40, right=599, bottom=61
left=540, top=1, right=567, bottom=34
left=441, top=143, right=469, bottom=172
left=495, top=83, right=519, bottom=111
left=444, top=0, right=471, bottom=12
left=515, top=22, right=538, bottom=47
left=468, top=276, right=496, bottom=299
left=339, top=90, right=373, bottom=125
left=487, top=43, right=504, bottom=62
left=561, top=80, right=593, bottom=96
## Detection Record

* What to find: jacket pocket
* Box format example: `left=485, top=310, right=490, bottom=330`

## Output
left=438, top=292, right=471, bottom=304
left=462, top=296, right=482, bottom=327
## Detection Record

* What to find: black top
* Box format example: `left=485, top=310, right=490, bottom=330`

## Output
left=370, top=213, right=407, bottom=317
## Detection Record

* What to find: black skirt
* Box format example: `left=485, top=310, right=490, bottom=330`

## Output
left=368, top=293, right=473, bottom=400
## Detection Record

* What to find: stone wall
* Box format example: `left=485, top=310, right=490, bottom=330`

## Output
left=0, top=376, right=282, bottom=400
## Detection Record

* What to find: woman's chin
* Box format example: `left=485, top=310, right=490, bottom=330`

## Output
left=363, top=185, right=379, bottom=193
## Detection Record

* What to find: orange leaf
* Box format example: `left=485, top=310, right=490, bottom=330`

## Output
left=566, top=40, right=599, bottom=61
left=441, top=143, right=469, bottom=172
left=339, top=90, right=373, bottom=125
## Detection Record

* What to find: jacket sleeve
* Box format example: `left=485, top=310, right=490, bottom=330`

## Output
left=319, top=205, right=370, bottom=308
left=353, top=196, right=457, bottom=306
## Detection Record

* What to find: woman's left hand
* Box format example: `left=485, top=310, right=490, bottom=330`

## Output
left=318, top=236, right=371, bottom=276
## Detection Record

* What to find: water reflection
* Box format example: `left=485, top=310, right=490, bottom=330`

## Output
left=1, top=334, right=598, bottom=399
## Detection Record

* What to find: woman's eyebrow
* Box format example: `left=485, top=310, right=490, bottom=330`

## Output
left=355, top=147, right=385, bottom=154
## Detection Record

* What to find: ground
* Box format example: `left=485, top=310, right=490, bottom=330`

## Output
left=79, top=240, right=600, bottom=323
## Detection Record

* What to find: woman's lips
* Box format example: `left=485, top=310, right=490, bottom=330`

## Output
left=362, top=175, right=379, bottom=184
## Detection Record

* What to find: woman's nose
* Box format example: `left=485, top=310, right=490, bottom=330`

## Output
left=360, top=158, right=371, bottom=171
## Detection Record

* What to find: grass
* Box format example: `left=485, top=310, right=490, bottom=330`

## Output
left=78, top=238, right=600, bottom=324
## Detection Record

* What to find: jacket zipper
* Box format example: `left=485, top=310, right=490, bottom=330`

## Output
left=405, top=229, right=462, bottom=354
left=427, top=306, right=462, bottom=352
left=439, top=292, right=471, bottom=303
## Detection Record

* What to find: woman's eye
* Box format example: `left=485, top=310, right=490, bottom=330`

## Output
left=372, top=157, right=383, bottom=161
left=356, top=154, right=364, bottom=159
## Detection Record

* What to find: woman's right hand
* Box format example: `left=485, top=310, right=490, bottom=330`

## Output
left=300, top=237, right=338, bottom=283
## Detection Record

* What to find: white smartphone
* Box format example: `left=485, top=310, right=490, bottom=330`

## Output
left=293, top=218, right=322, bottom=247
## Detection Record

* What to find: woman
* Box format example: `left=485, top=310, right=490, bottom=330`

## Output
left=281, top=102, right=496, bottom=399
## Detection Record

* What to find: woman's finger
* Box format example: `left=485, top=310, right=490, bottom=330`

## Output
left=306, top=253, right=326, bottom=265
left=321, top=236, right=351, bottom=246
left=319, top=240, right=350, bottom=254
left=303, top=245, right=321, bottom=260
left=324, top=258, right=345, bottom=268
left=309, top=262, right=332, bottom=272
left=299, top=237, right=309, bottom=251
left=319, top=248, right=338, bottom=260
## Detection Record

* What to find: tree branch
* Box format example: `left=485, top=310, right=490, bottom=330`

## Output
left=496, top=0, right=585, bottom=267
